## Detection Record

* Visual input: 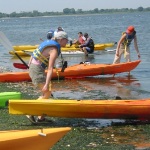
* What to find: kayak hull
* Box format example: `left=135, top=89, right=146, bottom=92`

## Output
left=0, top=127, right=71, bottom=150
left=9, top=99, right=150, bottom=120
left=0, top=92, right=21, bottom=107
left=0, top=60, right=141, bottom=82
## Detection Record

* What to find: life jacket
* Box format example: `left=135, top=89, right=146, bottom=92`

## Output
left=122, top=31, right=136, bottom=47
left=32, top=40, right=61, bottom=69
left=78, top=36, right=85, bottom=44
left=87, top=37, right=94, bottom=51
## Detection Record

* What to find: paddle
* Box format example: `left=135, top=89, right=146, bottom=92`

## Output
left=0, top=31, right=29, bottom=69
left=13, top=63, right=28, bottom=69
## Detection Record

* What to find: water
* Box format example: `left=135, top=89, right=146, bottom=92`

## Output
left=0, top=12, right=150, bottom=100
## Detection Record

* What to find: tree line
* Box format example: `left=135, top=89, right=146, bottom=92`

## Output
left=0, top=7, right=149, bottom=18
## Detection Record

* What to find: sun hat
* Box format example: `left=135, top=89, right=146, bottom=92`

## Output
left=54, top=31, right=68, bottom=40
left=126, top=26, right=135, bottom=34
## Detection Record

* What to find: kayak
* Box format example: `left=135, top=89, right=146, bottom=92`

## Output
left=13, top=45, right=39, bottom=51
left=0, top=92, right=21, bottom=107
left=12, top=42, right=116, bottom=51
left=10, top=42, right=116, bottom=56
left=9, top=50, right=95, bottom=57
left=0, top=60, right=141, bottom=82
left=9, top=42, right=116, bottom=56
left=9, top=99, right=150, bottom=120
left=0, top=127, right=71, bottom=150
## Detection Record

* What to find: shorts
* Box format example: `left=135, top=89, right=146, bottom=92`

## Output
left=113, top=45, right=130, bottom=64
left=86, top=47, right=93, bottom=53
left=29, top=63, right=46, bottom=86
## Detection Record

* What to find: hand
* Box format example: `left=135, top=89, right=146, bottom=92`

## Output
left=137, top=53, right=140, bottom=59
left=42, top=84, right=49, bottom=93
left=115, top=52, right=119, bottom=57
left=79, top=45, right=83, bottom=48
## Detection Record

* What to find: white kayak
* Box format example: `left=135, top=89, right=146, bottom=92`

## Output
left=61, top=50, right=94, bottom=57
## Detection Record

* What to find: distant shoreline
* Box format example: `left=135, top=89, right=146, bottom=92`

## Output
left=0, top=11, right=149, bottom=19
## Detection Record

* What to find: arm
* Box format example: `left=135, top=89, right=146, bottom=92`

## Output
left=28, top=56, right=33, bottom=66
left=42, top=48, right=58, bottom=93
left=134, top=35, right=140, bottom=59
left=73, top=39, right=78, bottom=44
left=115, top=34, right=126, bottom=56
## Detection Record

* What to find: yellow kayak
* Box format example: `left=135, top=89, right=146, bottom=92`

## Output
left=9, top=97, right=150, bottom=120
left=13, top=45, right=39, bottom=51
left=9, top=42, right=116, bottom=56
left=9, top=50, right=95, bottom=57
left=0, top=127, right=71, bottom=150
left=12, top=42, right=116, bottom=51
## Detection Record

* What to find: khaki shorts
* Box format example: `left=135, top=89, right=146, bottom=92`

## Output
left=29, top=63, right=46, bottom=86
left=113, top=45, right=130, bottom=64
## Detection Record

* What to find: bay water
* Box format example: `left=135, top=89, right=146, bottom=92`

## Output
left=0, top=12, right=150, bottom=126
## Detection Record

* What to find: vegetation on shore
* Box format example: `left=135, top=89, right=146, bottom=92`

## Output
left=1, top=82, right=150, bottom=149
left=0, top=7, right=149, bottom=18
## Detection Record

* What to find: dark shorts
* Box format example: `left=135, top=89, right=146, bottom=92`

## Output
left=86, top=47, right=93, bottom=53
left=29, top=63, right=46, bottom=86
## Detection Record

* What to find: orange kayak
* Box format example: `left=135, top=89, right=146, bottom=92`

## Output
left=9, top=99, right=150, bottom=120
left=0, top=127, right=71, bottom=150
left=0, top=60, right=141, bottom=82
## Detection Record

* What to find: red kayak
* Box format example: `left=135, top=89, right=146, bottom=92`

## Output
left=0, top=60, right=141, bottom=82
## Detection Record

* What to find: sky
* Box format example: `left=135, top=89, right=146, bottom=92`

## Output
left=0, top=0, right=150, bottom=13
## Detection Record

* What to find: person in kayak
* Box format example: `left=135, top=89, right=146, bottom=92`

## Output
left=27, top=31, right=68, bottom=124
left=113, top=26, right=140, bottom=64
left=79, top=33, right=94, bottom=56
left=73, top=32, right=85, bottom=46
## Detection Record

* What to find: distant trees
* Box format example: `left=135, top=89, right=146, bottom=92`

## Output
left=63, top=8, right=76, bottom=14
left=137, top=7, right=144, bottom=11
left=0, top=7, right=149, bottom=18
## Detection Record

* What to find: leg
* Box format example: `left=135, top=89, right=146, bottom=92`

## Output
left=83, top=47, right=88, bottom=55
left=37, top=83, right=51, bottom=99
left=113, top=47, right=124, bottom=64
left=125, top=47, right=131, bottom=62
left=37, top=83, right=51, bottom=120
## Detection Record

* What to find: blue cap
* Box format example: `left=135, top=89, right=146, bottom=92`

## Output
left=47, top=30, right=54, bottom=39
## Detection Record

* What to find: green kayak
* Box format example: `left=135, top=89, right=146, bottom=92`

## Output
left=0, top=92, right=21, bottom=107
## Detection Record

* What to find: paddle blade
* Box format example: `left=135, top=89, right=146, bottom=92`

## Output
left=0, top=31, right=13, bottom=51
left=13, top=63, right=28, bottom=69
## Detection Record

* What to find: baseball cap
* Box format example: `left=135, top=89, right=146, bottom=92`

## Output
left=126, top=26, right=135, bottom=34
left=54, top=31, right=68, bottom=40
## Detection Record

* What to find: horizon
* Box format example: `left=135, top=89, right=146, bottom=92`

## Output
left=0, top=0, right=149, bottom=13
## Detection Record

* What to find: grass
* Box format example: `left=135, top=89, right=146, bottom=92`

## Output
left=1, top=82, right=150, bottom=150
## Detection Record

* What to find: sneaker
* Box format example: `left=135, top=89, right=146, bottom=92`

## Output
left=26, top=115, right=37, bottom=125
left=115, top=96, right=122, bottom=100
left=36, top=118, right=53, bottom=123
